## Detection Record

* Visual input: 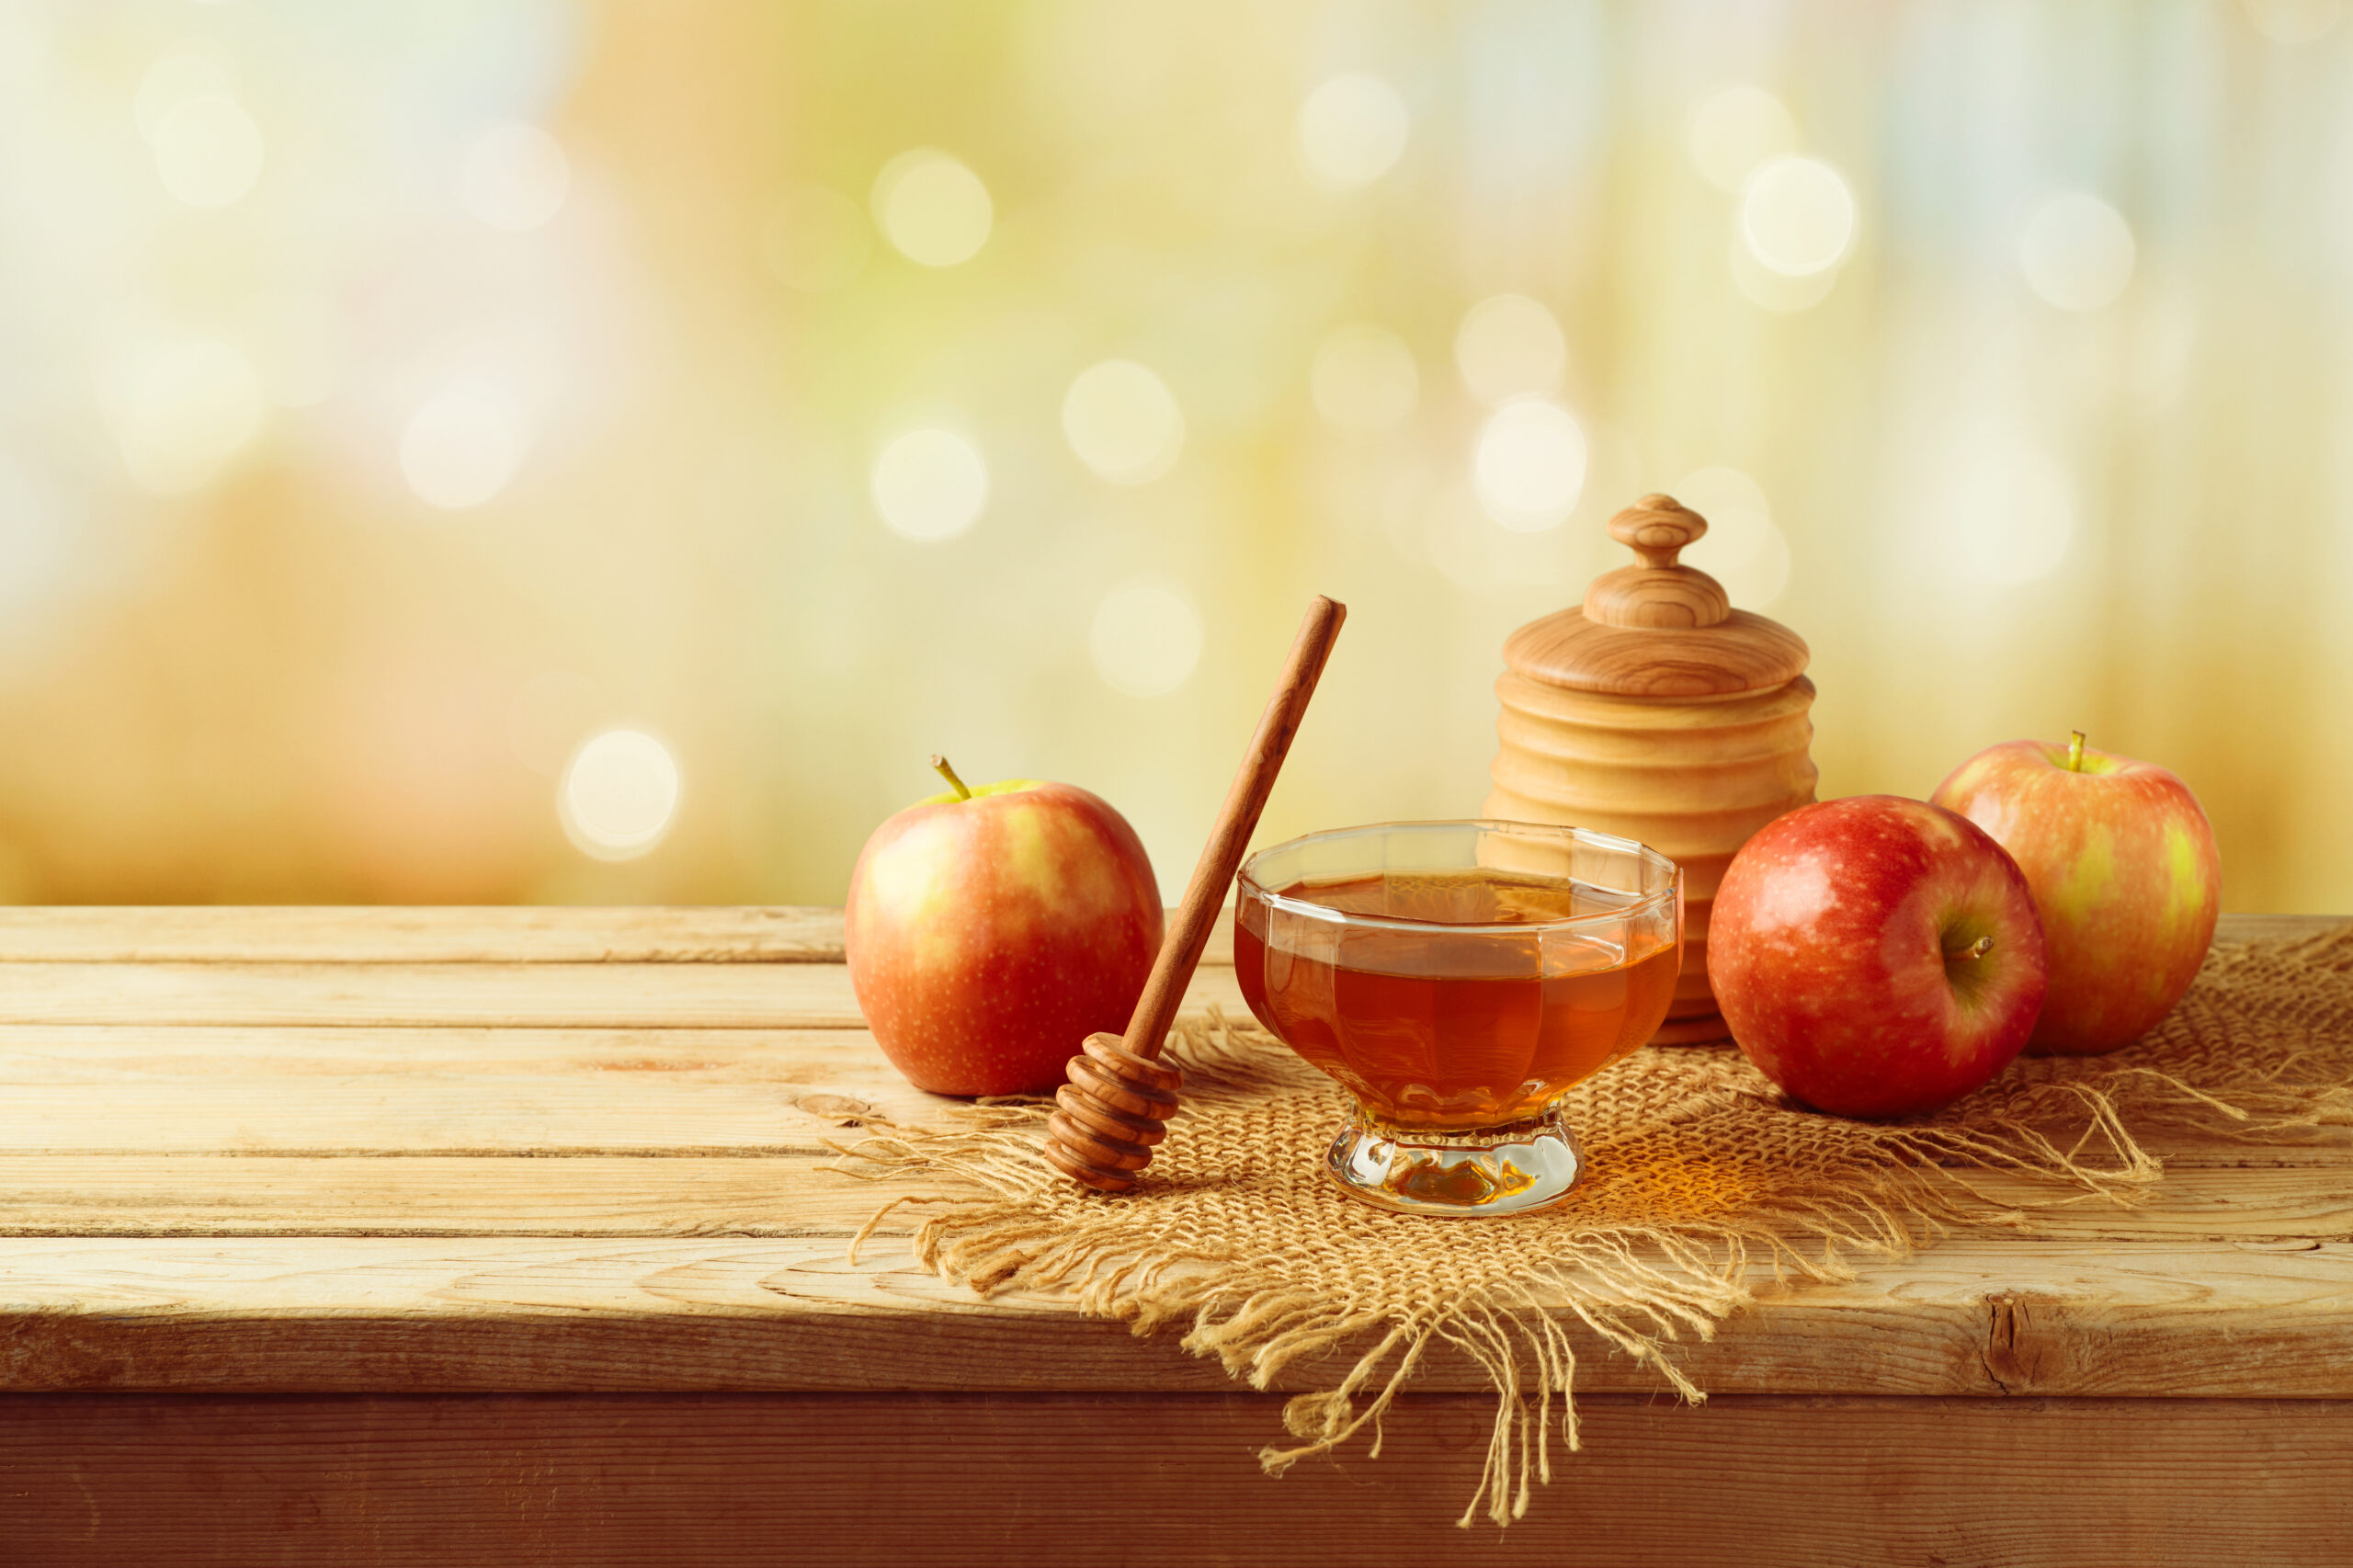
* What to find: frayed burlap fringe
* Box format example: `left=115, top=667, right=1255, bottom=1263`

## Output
left=835, top=926, right=2353, bottom=1528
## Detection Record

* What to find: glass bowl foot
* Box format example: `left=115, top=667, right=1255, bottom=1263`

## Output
left=1323, top=1109, right=1582, bottom=1217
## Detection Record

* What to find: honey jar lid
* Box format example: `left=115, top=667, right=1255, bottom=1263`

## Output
left=1502, top=494, right=1809, bottom=698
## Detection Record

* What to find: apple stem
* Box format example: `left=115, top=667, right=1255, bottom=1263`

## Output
left=2066, top=730, right=2086, bottom=772
left=929, top=754, right=973, bottom=801
left=1946, top=934, right=1995, bottom=962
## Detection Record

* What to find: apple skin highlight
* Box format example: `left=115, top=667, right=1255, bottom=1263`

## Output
left=847, top=778, right=1164, bottom=1096
left=1708, top=795, right=2049, bottom=1119
left=1932, top=736, right=2220, bottom=1055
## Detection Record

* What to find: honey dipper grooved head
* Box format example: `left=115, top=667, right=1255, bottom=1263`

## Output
left=1042, top=1031, right=1183, bottom=1193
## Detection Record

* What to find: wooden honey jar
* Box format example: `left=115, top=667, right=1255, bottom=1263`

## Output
left=1483, top=494, right=1817, bottom=1044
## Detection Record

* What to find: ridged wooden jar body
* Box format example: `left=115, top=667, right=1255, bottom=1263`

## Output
left=1483, top=673, right=1817, bottom=1044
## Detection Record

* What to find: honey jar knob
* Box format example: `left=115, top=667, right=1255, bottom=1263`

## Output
left=1609, top=494, right=1707, bottom=567
left=1586, top=494, right=1733, bottom=631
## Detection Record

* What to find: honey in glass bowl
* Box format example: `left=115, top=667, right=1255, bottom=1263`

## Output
left=1234, top=821, right=1681, bottom=1217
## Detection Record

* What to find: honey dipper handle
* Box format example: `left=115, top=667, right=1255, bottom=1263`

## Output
left=1121, top=595, right=1347, bottom=1062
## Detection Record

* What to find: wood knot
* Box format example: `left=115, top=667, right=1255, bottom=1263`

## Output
left=1585, top=493, right=1733, bottom=631
left=1042, top=1032, right=1183, bottom=1193
left=1981, top=1290, right=2066, bottom=1395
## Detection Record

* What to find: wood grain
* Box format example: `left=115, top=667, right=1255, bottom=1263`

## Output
left=0, top=1022, right=929, bottom=1077
left=2, top=1233, right=2351, bottom=1399
left=1487, top=496, right=1827, bottom=1043
left=0, top=906, right=2308, bottom=968
left=1044, top=597, right=1344, bottom=1191
left=1486, top=673, right=1819, bottom=1039
left=6, top=1153, right=2348, bottom=1237
left=0, top=909, right=2342, bottom=1448
left=1501, top=494, right=1814, bottom=693
left=2, top=1058, right=2338, bottom=1164
left=1, top=1017, right=2336, bottom=1165
left=2211, top=912, right=2348, bottom=942
left=0, top=905, right=848, bottom=963
left=0, top=903, right=2347, bottom=1565
left=0, top=1080, right=868, bottom=1153
left=0, top=905, right=1239, bottom=967
left=1120, top=595, right=1341, bottom=1062
left=0, top=959, right=1252, bottom=1028
left=1503, top=607, right=1813, bottom=698
left=4, top=1392, right=2350, bottom=1567
left=1586, top=494, right=1732, bottom=626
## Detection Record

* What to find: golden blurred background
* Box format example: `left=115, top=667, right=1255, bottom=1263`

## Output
left=1, top=0, right=2347, bottom=911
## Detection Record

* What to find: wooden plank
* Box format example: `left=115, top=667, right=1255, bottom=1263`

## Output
left=0, top=1026, right=970, bottom=1149
left=0, top=1154, right=869, bottom=1233
left=0, top=906, right=847, bottom=963
left=2212, top=912, right=2349, bottom=943
left=0, top=960, right=1255, bottom=1028
left=0, top=903, right=2309, bottom=970
left=0, top=1024, right=927, bottom=1080
left=1, top=1233, right=2350, bottom=1399
left=0, top=906, right=1243, bottom=966
left=2, top=1153, right=2349, bottom=1241
left=0, top=1082, right=867, bottom=1154
left=0, top=1023, right=2341, bottom=1168
left=2, top=1391, right=2349, bottom=1567
left=0, top=909, right=2310, bottom=1029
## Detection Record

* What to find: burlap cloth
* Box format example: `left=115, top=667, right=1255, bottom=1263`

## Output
left=842, top=926, right=2353, bottom=1527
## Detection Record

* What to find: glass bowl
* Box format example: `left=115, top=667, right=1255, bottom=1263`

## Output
left=1233, top=820, right=1681, bottom=1217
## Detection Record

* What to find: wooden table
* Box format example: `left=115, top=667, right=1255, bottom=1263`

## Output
left=0, top=908, right=2347, bottom=1565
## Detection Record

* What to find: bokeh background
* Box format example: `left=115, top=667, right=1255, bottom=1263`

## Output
left=1, top=0, right=2349, bottom=910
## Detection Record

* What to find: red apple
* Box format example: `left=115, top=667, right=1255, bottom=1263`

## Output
left=1931, top=732, right=2220, bottom=1055
left=1707, top=795, right=2048, bottom=1119
left=846, top=757, right=1164, bottom=1096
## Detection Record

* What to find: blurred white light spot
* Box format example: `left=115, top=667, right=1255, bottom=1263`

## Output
left=105, top=339, right=267, bottom=495
left=1687, top=85, right=1799, bottom=194
left=459, top=124, right=571, bottom=233
left=2244, top=0, right=2342, bottom=41
left=1932, top=435, right=2075, bottom=585
left=1294, top=74, right=1410, bottom=192
left=133, top=53, right=238, bottom=142
left=1473, top=402, right=1587, bottom=532
left=1671, top=466, right=1790, bottom=608
left=1740, top=156, right=1855, bottom=277
left=151, top=95, right=264, bottom=209
left=1310, top=324, right=1418, bottom=434
left=2018, top=193, right=2136, bottom=312
left=871, top=427, right=987, bottom=540
left=507, top=670, right=608, bottom=778
left=1728, top=235, right=1841, bottom=312
left=1062, top=360, right=1185, bottom=484
left=872, top=151, right=992, bottom=267
left=562, top=729, right=680, bottom=859
left=401, top=381, right=525, bottom=511
left=1089, top=577, right=1203, bottom=698
left=762, top=185, right=871, bottom=292
left=1454, top=294, right=1566, bottom=407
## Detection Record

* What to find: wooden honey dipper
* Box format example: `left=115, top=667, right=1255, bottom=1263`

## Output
left=1042, top=595, right=1347, bottom=1193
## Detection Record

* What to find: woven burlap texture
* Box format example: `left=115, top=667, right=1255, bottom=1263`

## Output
left=844, top=926, right=2353, bottom=1528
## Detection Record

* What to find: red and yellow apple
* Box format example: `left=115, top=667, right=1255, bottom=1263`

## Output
left=1708, top=795, right=2048, bottom=1119
left=846, top=758, right=1164, bottom=1096
left=1931, top=733, right=2220, bottom=1055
